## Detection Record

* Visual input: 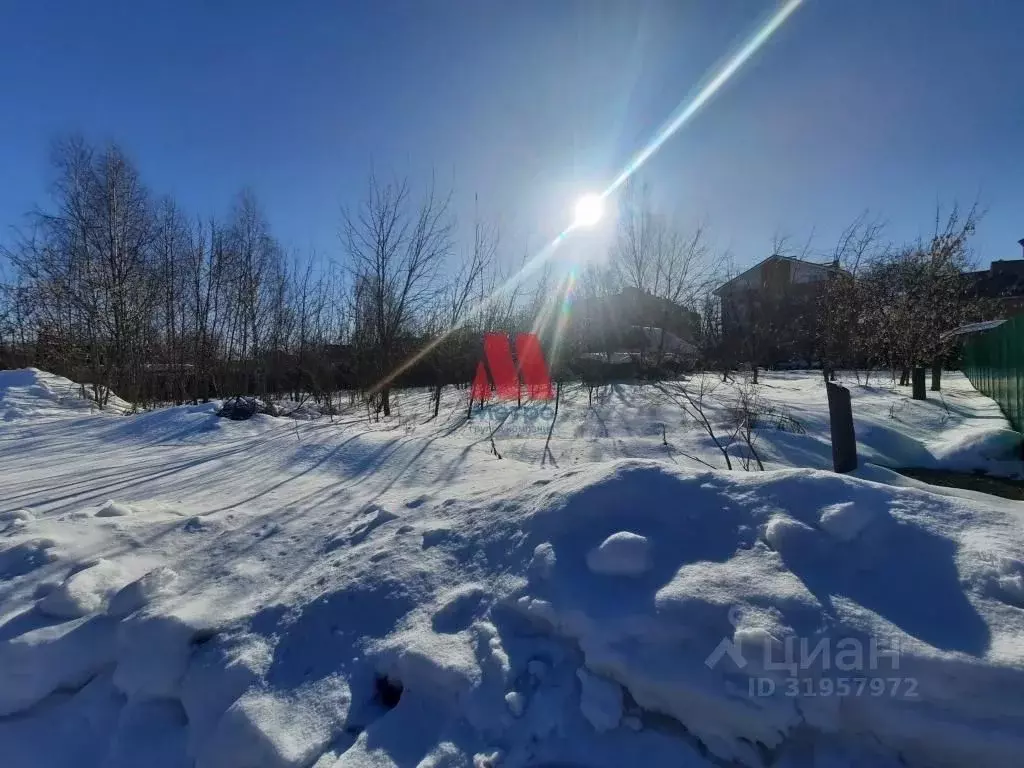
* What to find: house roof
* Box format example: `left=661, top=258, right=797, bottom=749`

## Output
left=965, top=260, right=1024, bottom=299
left=712, top=254, right=841, bottom=296
left=941, top=319, right=1007, bottom=340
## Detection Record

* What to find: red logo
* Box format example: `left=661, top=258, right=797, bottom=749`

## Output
left=471, top=332, right=553, bottom=402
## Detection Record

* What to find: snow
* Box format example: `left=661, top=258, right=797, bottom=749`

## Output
left=0, top=536, right=58, bottom=577
left=113, top=610, right=207, bottom=701
left=586, top=531, right=652, bottom=576
left=108, top=566, right=180, bottom=618
left=180, top=632, right=274, bottom=760
left=0, top=613, right=118, bottom=716
left=38, top=559, right=133, bottom=618
left=0, top=367, right=130, bottom=420
left=199, top=679, right=351, bottom=768
left=576, top=667, right=624, bottom=732
left=104, top=698, right=189, bottom=768
left=504, top=690, right=525, bottom=717
left=527, top=542, right=557, bottom=582
left=817, top=501, right=878, bottom=541
left=763, top=514, right=819, bottom=551
left=0, top=508, right=35, bottom=530
left=96, top=500, right=136, bottom=517
left=1, top=367, right=1024, bottom=767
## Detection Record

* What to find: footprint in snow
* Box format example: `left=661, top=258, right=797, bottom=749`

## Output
left=324, top=506, right=398, bottom=552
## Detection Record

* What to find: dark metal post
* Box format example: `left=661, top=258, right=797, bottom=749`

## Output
left=826, top=381, right=857, bottom=473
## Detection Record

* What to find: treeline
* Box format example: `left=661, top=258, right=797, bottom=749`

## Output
left=0, top=136, right=1000, bottom=413
left=817, top=205, right=991, bottom=382
left=0, top=137, right=720, bottom=412
left=709, top=206, right=993, bottom=382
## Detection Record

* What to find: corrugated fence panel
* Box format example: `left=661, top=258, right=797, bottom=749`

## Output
left=961, top=316, right=1024, bottom=431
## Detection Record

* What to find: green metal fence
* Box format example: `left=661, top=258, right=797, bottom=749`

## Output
left=961, top=316, right=1024, bottom=432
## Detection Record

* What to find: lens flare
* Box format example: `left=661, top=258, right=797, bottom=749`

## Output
left=366, top=0, right=804, bottom=398
left=603, top=0, right=804, bottom=197
left=573, top=194, right=604, bottom=228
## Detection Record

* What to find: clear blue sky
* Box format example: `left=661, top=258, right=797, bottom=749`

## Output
left=2, top=1, right=1022, bottom=271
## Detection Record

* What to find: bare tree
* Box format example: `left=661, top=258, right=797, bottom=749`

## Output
left=426, top=201, right=495, bottom=418
left=856, top=203, right=983, bottom=392
left=609, top=180, right=712, bottom=372
left=223, top=190, right=284, bottom=396
left=8, top=137, right=157, bottom=405
left=817, top=211, right=887, bottom=380
left=343, top=173, right=452, bottom=415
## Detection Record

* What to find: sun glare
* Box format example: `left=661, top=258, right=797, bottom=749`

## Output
left=573, top=194, right=603, bottom=228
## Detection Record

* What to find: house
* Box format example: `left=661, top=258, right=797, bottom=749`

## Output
left=713, top=255, right=845, bottom=365
left=566, top=286, right=700, bottom=366
left=571, top=286, right=699, bottom=342
left=965, top=240, right=1024, bottom=316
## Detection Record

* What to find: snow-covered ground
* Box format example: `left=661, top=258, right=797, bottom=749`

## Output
left=1, top=368, right=1023, bottom=768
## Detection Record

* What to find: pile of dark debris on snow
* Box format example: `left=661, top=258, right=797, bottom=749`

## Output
left=215, top=396, right=283, bottom=421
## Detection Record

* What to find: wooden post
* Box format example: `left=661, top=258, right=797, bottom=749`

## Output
left=931, top=363, right=942, bottom=392
left=825, top=381, right=857, bottom=473
left=912, top=367, right=926, bottom=400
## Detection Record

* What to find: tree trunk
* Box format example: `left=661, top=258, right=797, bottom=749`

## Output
left=382, top=387, right=391, bottom=416
left=931, top=363, right=942, bottom=392
left=912, top=367, right=926, bottom=400
left=899, top=368, right=910, bottom=386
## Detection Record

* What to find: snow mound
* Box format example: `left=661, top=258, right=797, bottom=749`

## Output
left=38, top=559, right=133, bottom=618
left=504, top=689, right=525, bottom=717
left=929, top=426, right=1022, bottom=468
left=576, top=667, right=624, bottom=732
left=527, top=542, right=557, bottom=582
left=586, top=531, right=651, bottom=576
left=0, top=508, right=34, bottom=532
left=0, top=537, right=59, bottom=578
left=4, top=446, right=1024, bottom=766
left=978, top=556, right=1024, bottom=607
left=763, top=514, right=819, bottom=552
left=163, top=460, right=1020, bottom=768
left=114, top=611, right=210, bottom=702
left=0, top=614, right=118, bottom=715
left=198, top=678, right=351, bottom=768
left=97, top=499, right=136, bottom=517
left=0, top=367, right=129, bottom=418
left=818, top=500, right=881, bottom=541
left=108, top=567, right=180, bottom=617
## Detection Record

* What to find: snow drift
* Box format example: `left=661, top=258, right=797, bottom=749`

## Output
left=3, top=459, right=1024, bottom=767
left=0, top=368, right=130, bottom=420
left=3, top=367, right=1024, bottom=767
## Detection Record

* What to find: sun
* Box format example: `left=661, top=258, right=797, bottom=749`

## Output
left=573, top=193, right=604, bottom=228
